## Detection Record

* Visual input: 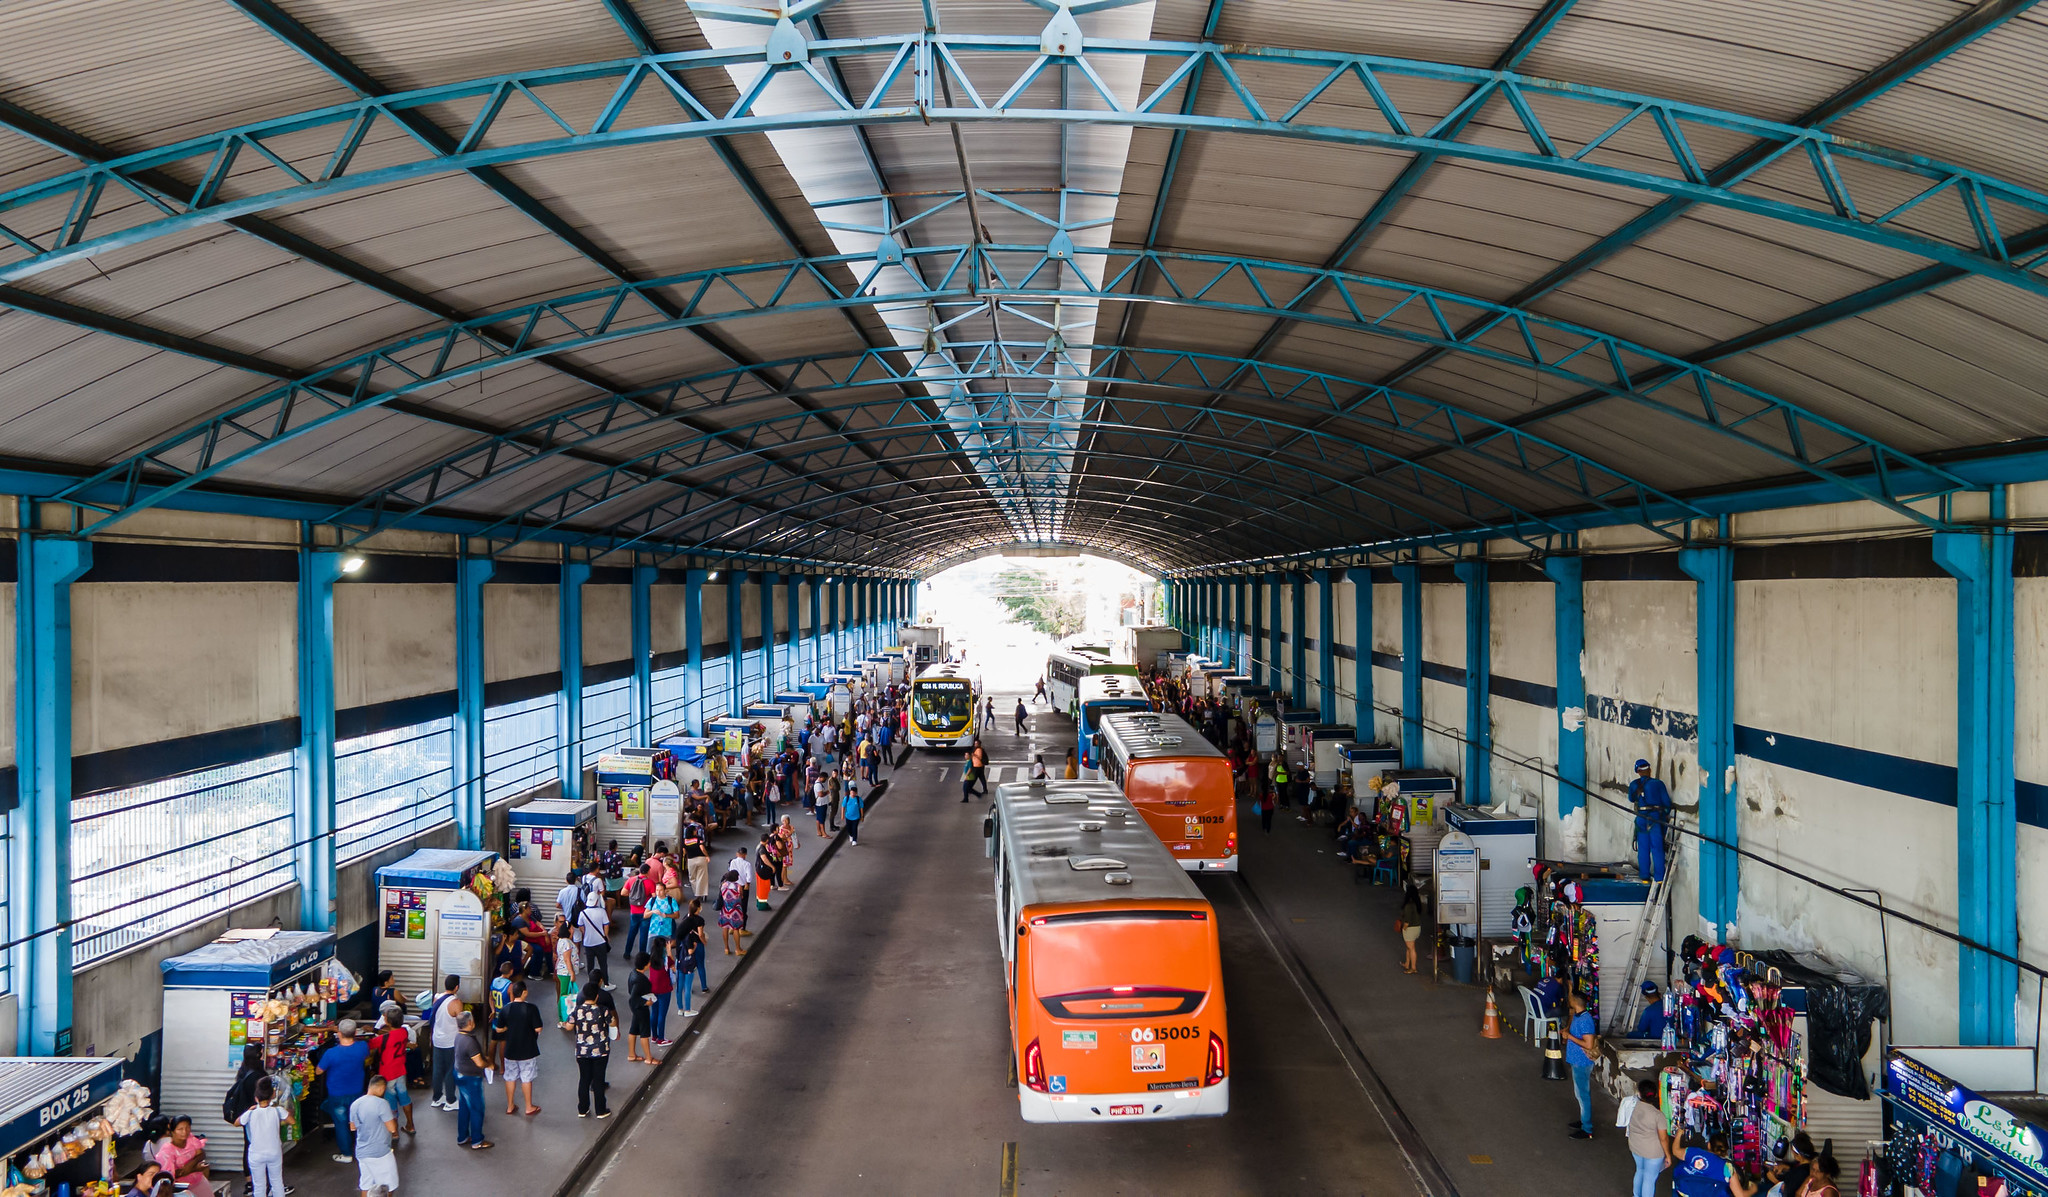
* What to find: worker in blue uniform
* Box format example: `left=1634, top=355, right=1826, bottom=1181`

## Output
left=1632, top=980, right=1668, bottom=1040
left=1629, top=758, right=1671, bottom=881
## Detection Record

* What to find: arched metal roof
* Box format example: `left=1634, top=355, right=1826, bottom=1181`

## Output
left=2, top=0, right=2045, bottom=576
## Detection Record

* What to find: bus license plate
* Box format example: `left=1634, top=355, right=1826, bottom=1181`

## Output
left=1109, top=1104, right=1144, bottom=1116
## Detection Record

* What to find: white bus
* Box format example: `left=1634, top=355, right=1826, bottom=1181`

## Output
left=908, top=662, right=980, bottom=749
left=1046, top=648, right=1139, bottom=718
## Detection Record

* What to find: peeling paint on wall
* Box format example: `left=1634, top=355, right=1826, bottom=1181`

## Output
left=1560, top=705, right=1585, bottom=732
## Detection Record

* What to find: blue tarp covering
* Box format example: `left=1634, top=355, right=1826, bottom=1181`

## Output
left=374, top=848, right=498, bottom=889
left=657, top=736, right=714, bottom=766
left=160, top=931, right=336, bottom=989
left=506, top=799, right=597, bottom=829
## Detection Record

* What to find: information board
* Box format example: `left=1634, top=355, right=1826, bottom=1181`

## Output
left=1888, top=1051, right=2048, bottom=1192
left=1434, top=830, right=1479, bottom=925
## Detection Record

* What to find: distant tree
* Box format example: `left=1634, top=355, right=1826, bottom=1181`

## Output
left=992, top=566, right=1089, bottom=640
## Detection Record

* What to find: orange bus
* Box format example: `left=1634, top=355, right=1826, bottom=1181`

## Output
left=986, top=779, right=1229, bottom=1122
left=1095, top=711, right=1239, bottom=872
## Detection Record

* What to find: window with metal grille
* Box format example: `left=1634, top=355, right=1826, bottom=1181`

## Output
left=336, top=718, right=456, bottom=864
left=71, top=755, right=296, bottom=966
left=486, top=693, right=559, bottom=804
left=701, top=655, right=732, bottom=720
left=651, top=664, right=689, bottom=737
left=580, top=676, right=633, bottom=769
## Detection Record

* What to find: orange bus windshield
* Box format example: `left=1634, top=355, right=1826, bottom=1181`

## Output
left=1028, top=913, right=1215, bottom=1000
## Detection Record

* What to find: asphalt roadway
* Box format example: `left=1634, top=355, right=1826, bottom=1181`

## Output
left=570, top=695, right=1438, bottom=1197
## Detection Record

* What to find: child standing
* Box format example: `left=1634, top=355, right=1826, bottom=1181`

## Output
left=235, top=1077, right=293, bottom=1197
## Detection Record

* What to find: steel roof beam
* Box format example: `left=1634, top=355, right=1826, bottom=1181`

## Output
left=579, top=447, right=1378, bottom=565
left=531, top=412, right=1563, bottom=559
left=10, top=40, right=2048, bottom=300
left=327, top=341, right=1694, bottom=544
left=43, top=242, right=1952, bottom=532
left=219, top=0, right=933, bottom=529
left=1370, top=0, right=2041, bottom=397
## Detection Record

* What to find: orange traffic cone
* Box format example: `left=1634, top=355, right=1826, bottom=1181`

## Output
left=1480, top=988, right=1504, bottom=1039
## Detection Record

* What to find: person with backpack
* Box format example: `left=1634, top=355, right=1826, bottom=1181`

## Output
left=368, top=1008, right=418, bottom=1137
left=426, top=975, right=465, bottom=1111
left=622, top=865, right=654, bottom=957
left=553, top=922, right=579, bottom=1027
left=220, top=1044, right=267, bottom=1185
left=575, top=891, right=613, bottom=985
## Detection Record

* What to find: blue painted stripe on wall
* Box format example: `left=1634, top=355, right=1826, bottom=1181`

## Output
left=1371, top=650, right=1401, bottom=670
left=1491, top=674, right=1558, bottom=709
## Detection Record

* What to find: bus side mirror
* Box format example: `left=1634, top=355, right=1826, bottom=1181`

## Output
left=982, top=816, right=994, bottom=839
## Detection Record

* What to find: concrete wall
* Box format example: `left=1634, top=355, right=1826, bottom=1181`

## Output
left=1371, top=581, right=1401, bottom=747
left=71, top=798, right=521, bottom=1065
left=583, top=582, right=630, bottom=666
left=2016, top=575, right=2048, bottom=1068
left=1489, top=580, right=1556, bottom=819
left=651, top=585, right=685, bottom=657
left=335, top=582, right=455, bottom=710
left=485, top=584, right=557, bottom=683
left=0, top=583, right=11, bottom=769
left=72, top=583, right=295, bottom=755
left=1420, top=581, right=1462, bottom=774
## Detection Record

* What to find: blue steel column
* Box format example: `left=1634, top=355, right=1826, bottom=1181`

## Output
left=1289, top=575, right=1308, bottom=709
left=558, top=561, right=591, bottom=802
left=1394, top=563, right=1424, bottom=767
left=1207, top=579, right=1220, bottom=661
left=1544, top=556, right=1588, bottom=828
left=1316, top=570, right=1337, bottom=723
left=1261, top=573, right=1277, bottom=692
left=294, top=539, right=343, bottom=931
left=1246, top=577, right=1263, bottom=689
left=760, top=572, right=780, bottom=703
left=453, top=555, right=495, bottom=850
left=1223, top=577, right=1238, bottom=669
left=631, top=564, right=654, bottom=746
left=727, top=571, right=746, bottom=710
left=1933, top=493, right=2018, bottom=1045
left=785, top=575, right=801, bottom=690
left=683, top=569, right=706, bottom=733
left=1454, top=560, right=1492, bottom=806
left=1346, top=568, right=1374, bottom=740
left=1678, top=524, right=1737, bottom=941
left=14, top=524, right=90, bottom=1055
left=807, top=577, right=823, bottom=681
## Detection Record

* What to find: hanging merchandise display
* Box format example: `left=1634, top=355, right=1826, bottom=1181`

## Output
left=1881, top=1051, right=2046, bottom=1197
left=0, top=1057, right=135, bottom=1196
left=158, top=930, right=344, bottom=1172
left=1649, top=939, right=1822, bottom=1180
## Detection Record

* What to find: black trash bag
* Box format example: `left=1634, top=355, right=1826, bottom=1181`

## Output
left=1755, top=950, right=1889, bottom=1100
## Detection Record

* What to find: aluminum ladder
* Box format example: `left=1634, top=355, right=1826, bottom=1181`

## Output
left=1606, top=846, right=1676, bottom=1036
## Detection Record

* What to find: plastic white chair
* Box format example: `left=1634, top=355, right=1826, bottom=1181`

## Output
left=1519, top=985, right=1560, bottom=1043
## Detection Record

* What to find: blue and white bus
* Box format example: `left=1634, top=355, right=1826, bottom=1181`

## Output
left=1076, top=673, right=1153, bottom=770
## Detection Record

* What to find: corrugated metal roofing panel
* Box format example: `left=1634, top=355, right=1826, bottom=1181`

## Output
left=285, top=0, right=638, bottom=94
left=1829, top=14, right=2048, bottom=198
left=1214, top=0, right=1548, bottom=67
left=0, top=0, right=354, bottom=156
left=1519, top=0, right=1963, bottom=124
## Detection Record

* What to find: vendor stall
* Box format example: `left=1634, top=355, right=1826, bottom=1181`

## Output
left=741, top=704, right=788, bottom=746
left=160, top=930, right=345, bottom=1171
left=0, top=1057, right=143, bottom=1193
left=506, top=798, right=597, bottom=922
left=1882, top=1048, right=2042, bottom=1196
left=1442, top=804, right=1537, bottom=939
left=1306, top=726, right=1356, bottom=788
left=1342, top=743, right=1402, bottom=811
left=772, top=693, right=814, bottom=725
left=593, top=751, right=654, bottom=851
left=1516, top=869, right=1646, bottom=1023
left=706, top=716, right=756, bottom=759
left=373, top=849, right=498, bottom=1002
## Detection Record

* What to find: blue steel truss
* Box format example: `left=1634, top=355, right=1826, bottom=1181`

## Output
left=324, top=342, right=1703, bottom=542
left=53, top=241, right=1968, bottom=537
left=3, top=35, right=2048, bottom=304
